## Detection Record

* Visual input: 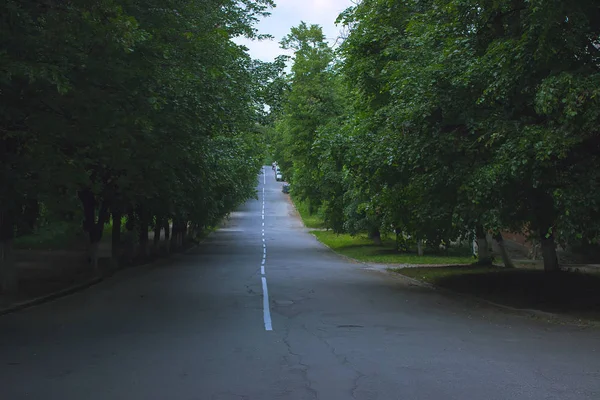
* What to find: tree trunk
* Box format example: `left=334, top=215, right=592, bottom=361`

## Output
left=125, top=207, right=136, bottom=262
left=476, top=225, right=492, bottom=265
left=0, top=210, right=17, bottom=296
left=153, top=217, right=162, bottom=253
left=532, top=189, right=560, bottom=272
left=530, top=237, right=539, bottom=260
left=171, top=220, right=179, bottom=251
left=493, top=232, right=515, bottom=268
left=18, top=198, right=39, bottom=236
left=111, top=209, right=122, bottom=265
left=137, top=205, right=149, bottom=259
left=539, top=227, right=560, bottom=272
left=172, top=219, right=185, bottom=250
left=176, top=222, right=182, bottom=248
left=181, top=221, right=188, bottom=246
left=0, top=239, right=17, bottom=297
left=89, top=240, right=100, bottom=270
left=78, top=189, right=108, bottom=274
left=163, top=219, right=171, bottom=253
left=369, top=228, right=382, bottom=245
left=417, top=239, right=424, bottom=256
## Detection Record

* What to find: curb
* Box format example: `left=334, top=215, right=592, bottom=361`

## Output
left=0, top=276, right=103, bottom=316
left=308, top=233, right=597, bottom=327
left=0, top=242, right=201, bottom=317
left=385, top=268, right=597, bottom=326
left=408, top=277, right=596, bottom=326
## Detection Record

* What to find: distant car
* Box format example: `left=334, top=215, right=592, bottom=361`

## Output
left=282, top=183, right=290, bottom=193
left=276, top=173, right=283, bottom=181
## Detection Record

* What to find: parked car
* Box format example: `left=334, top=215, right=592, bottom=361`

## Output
left=276, top=173, right=283, bottom=181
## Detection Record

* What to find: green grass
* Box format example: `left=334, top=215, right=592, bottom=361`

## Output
left=394, top=266, right=600, bottom=319
left=394, top=265, right=503, bottom=283
left=292, top=198, right=326, bottom=229
left=311, top=230, right=474, bottom=265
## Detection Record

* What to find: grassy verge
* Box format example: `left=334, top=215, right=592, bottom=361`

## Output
left=394, top=266, right=600, bottom=319
left=292, top=197, right=326, bottom=229
left=311, top=230, right=474, bottom=265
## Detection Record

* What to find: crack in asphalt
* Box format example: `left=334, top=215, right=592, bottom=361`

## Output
left=282, top=327, right=319, bottom=400
left=301, top=324, right=369, bottom=398
left=351, top=373, right=367, bottom=400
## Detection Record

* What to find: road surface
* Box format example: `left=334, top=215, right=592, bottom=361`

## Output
left=1, top=167, right=599, bottom=399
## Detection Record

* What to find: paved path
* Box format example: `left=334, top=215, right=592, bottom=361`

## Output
left=1, top=167, right=599, bottom=399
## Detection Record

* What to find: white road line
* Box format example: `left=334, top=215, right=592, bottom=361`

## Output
left=260, top=167, right=272, bottom=331
left=261, top=277, right=273, bottom=331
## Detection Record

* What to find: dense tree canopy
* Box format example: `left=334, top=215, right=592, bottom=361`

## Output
left=271, top=1, right=600, bottom=272
left=1, top=0, right=275, bottom=293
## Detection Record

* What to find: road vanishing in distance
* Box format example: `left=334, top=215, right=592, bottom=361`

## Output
left=1, top=167, right=599, bottom=400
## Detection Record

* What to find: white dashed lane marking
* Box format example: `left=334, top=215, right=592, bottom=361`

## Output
left=260, top=166, right=272, bottom=331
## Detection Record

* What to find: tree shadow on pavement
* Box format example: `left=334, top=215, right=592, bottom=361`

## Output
left=400, top=267, right=600, bottom=320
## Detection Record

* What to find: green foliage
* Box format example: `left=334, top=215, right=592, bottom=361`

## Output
left=1, top=0, right=274, bottom=261
left=270, top=0, right=600, bottom=272
left=273, top=23, right=345, bottom=207
left=292, top=197, right=326, bottom=230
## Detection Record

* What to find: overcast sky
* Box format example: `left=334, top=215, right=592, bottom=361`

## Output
left=236, top=0, right=354, bottom=62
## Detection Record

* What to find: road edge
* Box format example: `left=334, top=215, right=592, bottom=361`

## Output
left=308, top=232, right=598, bottom=327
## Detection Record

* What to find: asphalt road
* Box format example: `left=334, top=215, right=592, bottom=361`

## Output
left=1, top=167, right=599, bottom=400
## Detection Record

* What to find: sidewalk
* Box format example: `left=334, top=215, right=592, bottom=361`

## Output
left=0, top=230, right=169, bottom=313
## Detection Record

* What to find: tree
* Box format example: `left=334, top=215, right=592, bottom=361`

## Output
left=275, top=22, right=343, bottom=211
left=0, top=0, right=274, bottom=292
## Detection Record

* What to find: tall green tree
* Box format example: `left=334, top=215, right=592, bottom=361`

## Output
left=276, top=22, right=343, bottom=210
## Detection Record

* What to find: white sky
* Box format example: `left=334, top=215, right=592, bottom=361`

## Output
left=236, top=0, right=354, bottom=62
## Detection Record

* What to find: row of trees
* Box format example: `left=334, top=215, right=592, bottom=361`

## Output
left=1, top=0, right=275, bottom=293
left=268, top=0, right=600, bottom=272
